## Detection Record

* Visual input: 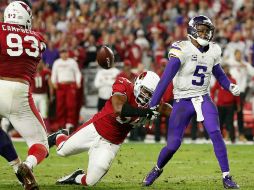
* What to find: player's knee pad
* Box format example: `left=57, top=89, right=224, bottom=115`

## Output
left=86, top=163, right=110, bottom=186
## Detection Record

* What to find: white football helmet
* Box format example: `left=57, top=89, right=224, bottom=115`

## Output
left=134, top=71, right=160, bottom=107
left=4, top=1, right=32, bottom=29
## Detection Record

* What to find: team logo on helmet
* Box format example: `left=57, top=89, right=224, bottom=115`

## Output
left=4, top=1, right=33, bottom=29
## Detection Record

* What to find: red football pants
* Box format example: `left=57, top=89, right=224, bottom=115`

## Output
left=56, top=83, right=78, bottom=128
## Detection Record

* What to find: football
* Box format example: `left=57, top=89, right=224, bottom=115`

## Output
left=158, top=102, right=172, bottom=117
left=96, top=46, right=114, bottom=69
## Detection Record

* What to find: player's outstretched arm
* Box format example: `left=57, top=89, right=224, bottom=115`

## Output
left=111, top=94, right=158, bottom=118
left=111, top=94, right=128, bottom=115
left=149, top=57, right=180, bottom=107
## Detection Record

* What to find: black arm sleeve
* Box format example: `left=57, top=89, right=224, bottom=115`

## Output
left=120, top=102, right=152, bottom=117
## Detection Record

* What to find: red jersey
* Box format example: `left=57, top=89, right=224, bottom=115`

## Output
left=116, top=72, right=137, bottom=83
left=31, top=69, right=51, bottom=94
left=93, top=77, right=140, bottom=144
left=0, top=22, right=45, bottom=84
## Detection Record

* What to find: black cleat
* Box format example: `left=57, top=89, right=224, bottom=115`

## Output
left=48, top=129, right=68, bottom=148
left=56, top=169, right=85, bottom=185
left=16, top=163, right=39, bottom=190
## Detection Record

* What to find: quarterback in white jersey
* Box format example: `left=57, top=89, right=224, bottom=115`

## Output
left=143, top=15, right=240, bottom=189
left=169, top=40, right=221, bottom=99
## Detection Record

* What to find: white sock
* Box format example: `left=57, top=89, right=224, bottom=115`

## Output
left=9, top=158, right=21, bottom=173
left=223, top=172, right=230, bottom=178
left=25, top=155, right=38, bottom=169
left=75, top=174, right=85, bottom=184
left=66, top=123, right=74, bottom=132
left=155, top=165, right=161, bottom=170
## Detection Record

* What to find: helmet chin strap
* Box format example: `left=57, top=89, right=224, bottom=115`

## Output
left=197, top=37, right=209, bottom=46
left=188, top=35, right=209, bottom=47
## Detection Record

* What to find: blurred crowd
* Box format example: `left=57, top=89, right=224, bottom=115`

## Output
left=0, top=0, right=254, bottom=142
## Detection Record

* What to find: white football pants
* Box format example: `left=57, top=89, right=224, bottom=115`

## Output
left=32, top=93, right=49, bottom=118
left=0, top=80, right=48, bottom=149
left=57, top=123, right=120, bottom=186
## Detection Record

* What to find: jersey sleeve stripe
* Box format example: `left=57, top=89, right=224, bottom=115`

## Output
left=170, top=46, right=181, bottom=51
left=169, top=49, right=182, bottom=55
left=168, top=53, right=178, bottom=58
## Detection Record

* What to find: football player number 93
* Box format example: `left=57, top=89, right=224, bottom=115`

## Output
left=6, top=33, right=40, bottom=57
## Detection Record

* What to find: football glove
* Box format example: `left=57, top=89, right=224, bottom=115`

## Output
left=229, top=83, right=240, bottom=96
left=147, top=106, right=160, bottom=121
left=132, top=106, right=160, bottom=128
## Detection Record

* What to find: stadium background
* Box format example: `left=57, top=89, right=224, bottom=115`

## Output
left=1, top=0, right=254, bottom=142
left=0, top=0, right=254, bottom=141
left=0, top=0, right=254, bottom=190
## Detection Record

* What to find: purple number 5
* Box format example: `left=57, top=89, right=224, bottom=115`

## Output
left=192, top=65, right=207, bottom=86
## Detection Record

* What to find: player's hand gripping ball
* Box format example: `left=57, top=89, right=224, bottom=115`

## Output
left=96, top=46, right=114, bottom=69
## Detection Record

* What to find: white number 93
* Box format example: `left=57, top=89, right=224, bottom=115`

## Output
left=6, top=33, right=40, bottom=57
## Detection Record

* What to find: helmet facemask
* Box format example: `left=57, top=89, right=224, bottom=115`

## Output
left=187, top=15, right=215, bottom=46
left=135, top=86, right=153, bottom=107
left=134, top=71, right=160, bottom=108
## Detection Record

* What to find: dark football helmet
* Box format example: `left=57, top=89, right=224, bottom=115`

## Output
left=187, top=15, right=214, bottom=46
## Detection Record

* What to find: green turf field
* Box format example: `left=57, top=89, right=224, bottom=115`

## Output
left=0, top=142, right=253, bottom=190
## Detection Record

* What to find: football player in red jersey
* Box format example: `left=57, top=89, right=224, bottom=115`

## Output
left=0, top=1, right=49, bottom=189
left=48, top=71, right=160, bottom=186
left=31, top=60, right=54, bottom=132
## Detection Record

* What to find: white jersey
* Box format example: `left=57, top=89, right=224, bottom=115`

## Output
left=94, top=67, right=120, bottom=100
left=51, top=58, right=82, bottom=86
left=169, top=40, right=222, bottom=99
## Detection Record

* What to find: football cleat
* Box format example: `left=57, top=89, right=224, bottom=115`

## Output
left=223, top=175, right=239, bottom=189
left=56, top=169, right=85, bottom=185
left=142, top=166, right=163, bottom=186
left=16, top=172, right=24, bottom=185
left=48, top=129, right=68, bottom=148
left=16, top=163, right=39, bottom=190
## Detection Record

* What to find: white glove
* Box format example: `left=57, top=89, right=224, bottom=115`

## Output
left=229, top=83, right=240, bottom=96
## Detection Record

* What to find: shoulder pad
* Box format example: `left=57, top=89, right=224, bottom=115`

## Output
left=115, top=77, right=132, bottom=85
left=211, top=42, right=222, bottom=55
left=171, top=41, right=188, bottom=49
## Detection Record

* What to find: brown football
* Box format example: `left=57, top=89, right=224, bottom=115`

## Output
left=96, top=46, right=114, bottom=69
left=158, top=102, right=172, bottom=117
